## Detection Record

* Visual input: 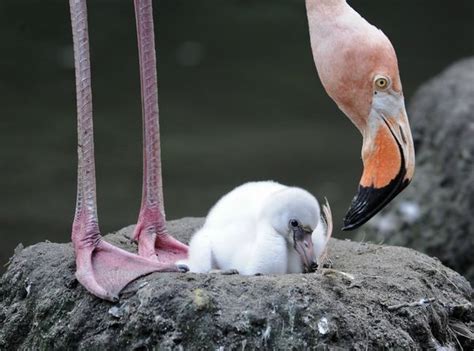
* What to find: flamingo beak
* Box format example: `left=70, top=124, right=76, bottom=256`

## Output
left=342, top=92, right=415, bottom=230
left=293, top=226, right=318, bottom=272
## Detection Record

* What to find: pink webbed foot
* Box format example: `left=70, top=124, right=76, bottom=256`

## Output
left=133, top=209, right=189, bottom=263
left=74, top=232, right=180, bottom=302
left=68, top=0, right=187, bottom=302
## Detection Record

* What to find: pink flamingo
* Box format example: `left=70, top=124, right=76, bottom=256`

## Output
left=69, top=0, right=415, bottom=301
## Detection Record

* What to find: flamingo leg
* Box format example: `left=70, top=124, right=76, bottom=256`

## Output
left=70, top=0, right=179, bottom=302
left=132, top=0, right=188, bottom=262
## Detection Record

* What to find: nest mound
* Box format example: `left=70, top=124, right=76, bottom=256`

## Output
left=1, top=218, right=472, bottom=350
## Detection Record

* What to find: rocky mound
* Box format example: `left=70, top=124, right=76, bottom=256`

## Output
left=1, top=218, right=472, bottom=349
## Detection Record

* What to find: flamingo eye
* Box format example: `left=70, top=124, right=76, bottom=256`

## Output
left=374, top=76, right=390, bottom=90
left=290, top=219, right=299, bottom=228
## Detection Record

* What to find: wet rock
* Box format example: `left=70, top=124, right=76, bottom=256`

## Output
left=364, top=57, right=474, bottom=284
left=0, top=218, right=472, bottom=349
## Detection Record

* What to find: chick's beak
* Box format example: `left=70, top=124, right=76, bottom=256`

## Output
left=293, top=227, right=318, bottom=272
left=343, top=94, right=415, bottom=231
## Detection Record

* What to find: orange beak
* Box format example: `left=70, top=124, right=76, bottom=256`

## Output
left=342, top=92, right=415, bottom=230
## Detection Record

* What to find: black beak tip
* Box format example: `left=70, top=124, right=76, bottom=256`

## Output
left=304, top=262, right=319, bottom=273
left=341, top=222, right=358, bottom=231
left=342, top=177, right=410, bottom=231
left=342, top=210, right=369, bottom=231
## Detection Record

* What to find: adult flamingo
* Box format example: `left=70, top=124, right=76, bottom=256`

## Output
left=69, top=0, right=414, bottom=301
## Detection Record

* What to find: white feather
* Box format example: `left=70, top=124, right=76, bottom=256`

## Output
left=185, top=181, right=333, bottom=275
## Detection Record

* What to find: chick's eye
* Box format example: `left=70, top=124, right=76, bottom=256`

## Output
left=290, top=219, right=299, bottom=228
left=375, top=77, right=389, bottom=90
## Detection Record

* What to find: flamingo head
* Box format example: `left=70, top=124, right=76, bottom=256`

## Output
left=306, top=0, right=415, bottom=230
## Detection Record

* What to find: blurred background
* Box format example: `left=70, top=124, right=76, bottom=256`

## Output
left=1, top=0, right=473, bottom=272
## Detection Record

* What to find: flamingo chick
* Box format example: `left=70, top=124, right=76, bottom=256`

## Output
left=185, top=182, right=333, bottom=275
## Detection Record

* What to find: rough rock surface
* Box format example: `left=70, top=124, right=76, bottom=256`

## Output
left=364, top=58, right=474, bottom=284
left=1, top=218, right=473, bottom=350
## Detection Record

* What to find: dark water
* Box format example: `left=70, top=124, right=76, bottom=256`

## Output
left=1, top=0, right=473, bottom=270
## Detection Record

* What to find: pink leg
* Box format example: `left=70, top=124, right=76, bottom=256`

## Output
left=133, top=0, right=188, bottom=261
left=69, top=0, right=178, bottom=302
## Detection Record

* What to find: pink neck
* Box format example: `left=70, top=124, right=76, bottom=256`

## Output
left=306, top=0, right=347, bottom=18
